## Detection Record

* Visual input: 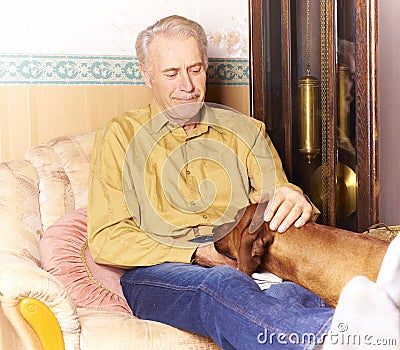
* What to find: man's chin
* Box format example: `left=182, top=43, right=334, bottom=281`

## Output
left=168, top=101, right=204, bottom=121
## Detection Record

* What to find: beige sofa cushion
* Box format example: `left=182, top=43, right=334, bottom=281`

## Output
left=78, top=308, right=220, bottom=350
left=0, top=160, right=42, bottom=265
left=25, top=133, right=95, bottom=231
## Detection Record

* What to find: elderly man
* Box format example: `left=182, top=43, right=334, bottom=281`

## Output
left=88, top=15, right=399, bottom=350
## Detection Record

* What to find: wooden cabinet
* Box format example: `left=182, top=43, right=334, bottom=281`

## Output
left=249, top=0, right=378, bottom=232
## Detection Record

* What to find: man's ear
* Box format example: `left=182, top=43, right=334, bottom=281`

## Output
left=139, top=63, right=152, bottom=88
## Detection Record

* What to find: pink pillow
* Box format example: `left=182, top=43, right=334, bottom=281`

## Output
left=40, top=208, right=132, bottom=314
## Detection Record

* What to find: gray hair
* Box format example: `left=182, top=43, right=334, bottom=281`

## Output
left=136, top=15, right=209, bottom=77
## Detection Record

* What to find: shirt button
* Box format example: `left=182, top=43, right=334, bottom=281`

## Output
left=186, top=170, right=191, bottom=175
left=202, top=214, right=208, bottom=220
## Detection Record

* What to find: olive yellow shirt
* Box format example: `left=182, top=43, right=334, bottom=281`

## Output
left=88, top=100, right=302, bottom=268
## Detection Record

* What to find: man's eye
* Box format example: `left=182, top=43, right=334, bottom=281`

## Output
left=165, top=72, right=177, bottom=78
left=190, top=67, right=201, bottom=74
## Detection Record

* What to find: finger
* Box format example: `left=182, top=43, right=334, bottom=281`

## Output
left=268, top=200, right=293, bottom=231
left=263, top=193, right=284, bottom=223
left=276, top=204, right=304, bottom=233
left=264, top=186, right=296, bottom=222
left=294, top=206, right=313, bottom=228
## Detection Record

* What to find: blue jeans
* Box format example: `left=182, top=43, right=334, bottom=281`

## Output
left=121, top=263, right=333, bottom=350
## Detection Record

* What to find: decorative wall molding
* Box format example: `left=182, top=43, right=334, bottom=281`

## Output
left=207, top=58, right=249, bottom=86
left=0, top=55, right=249, bottom=86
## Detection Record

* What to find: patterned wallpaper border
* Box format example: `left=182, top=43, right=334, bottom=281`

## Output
left=0, top=55, right=249, bottom=86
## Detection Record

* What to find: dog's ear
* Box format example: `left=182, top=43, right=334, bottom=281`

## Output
left=237, top=221, right=275, bottom=275
left=249, top=202, right=268, bottom=234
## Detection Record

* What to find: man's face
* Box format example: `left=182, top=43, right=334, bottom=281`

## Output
left=141, top=35, right=207, bottom=122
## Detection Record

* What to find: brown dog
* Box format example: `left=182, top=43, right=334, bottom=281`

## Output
left=213, top=203, right=389, bottom=307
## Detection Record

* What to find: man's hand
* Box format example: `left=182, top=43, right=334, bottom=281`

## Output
left=254, top=186, right=313, bottom=233
left=193, top=244, right=238, bottom=268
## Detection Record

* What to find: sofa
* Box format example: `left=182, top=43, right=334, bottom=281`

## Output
left=0, top=132, right=220, bottom=350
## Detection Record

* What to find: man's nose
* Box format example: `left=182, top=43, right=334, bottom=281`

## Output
left=179, top=72, right=194, bottom=91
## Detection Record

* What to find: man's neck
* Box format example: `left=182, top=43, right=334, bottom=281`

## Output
left=165, top=111, right=201, bottom=136
left=182, top=122, right=198, bottom=135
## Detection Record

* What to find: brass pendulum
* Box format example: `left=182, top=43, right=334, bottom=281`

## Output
left=298, top=0, right=320, bottom=163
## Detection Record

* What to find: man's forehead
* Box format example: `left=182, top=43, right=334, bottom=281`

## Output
left=148, top=35, right=204, bottom=69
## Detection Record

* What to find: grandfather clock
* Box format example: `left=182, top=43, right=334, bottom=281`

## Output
left=248, top=0, right=378, bottom=232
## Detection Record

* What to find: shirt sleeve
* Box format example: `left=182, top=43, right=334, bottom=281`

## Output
left=246, top=120, right=300, bottom=196
left=87, top=120, right=197, bottom=268
left=247, top=121, right=320, bottom=220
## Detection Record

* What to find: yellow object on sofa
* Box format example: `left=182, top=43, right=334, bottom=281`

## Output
left=0, top=132, right=220, bottom=350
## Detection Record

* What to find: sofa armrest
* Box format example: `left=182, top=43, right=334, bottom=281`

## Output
left=0, top=253, right=81, bottom=350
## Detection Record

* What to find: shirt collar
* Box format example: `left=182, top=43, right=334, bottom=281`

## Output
left=200, top=104, right=226, bottom=134
left=147, top=99, right=169, bottom=135
left=147, top=99, right=225, bottom=135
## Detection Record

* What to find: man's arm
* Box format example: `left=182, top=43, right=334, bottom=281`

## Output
left=192, top=244, right=237, bottom=268
left=248, top=121, right=318, bottom=232
left=88, top=219, right=196, bottom=268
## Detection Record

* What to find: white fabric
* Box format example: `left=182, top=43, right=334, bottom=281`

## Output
left=252, top=269, right=282, bottom=290
left=376, top=232, right=400, bottom=306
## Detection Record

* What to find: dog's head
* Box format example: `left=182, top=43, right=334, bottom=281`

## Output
left=213, top=203, right=274, bottom=274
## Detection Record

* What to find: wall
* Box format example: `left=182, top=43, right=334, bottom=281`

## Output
left=378, top=0, right=400, bottom=225
left=0, top=0, right=250, bottom=161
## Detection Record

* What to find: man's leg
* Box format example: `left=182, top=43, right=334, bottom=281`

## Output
left=121, top=263, right=333, bottom=350
left=264, top=281, right=329, bottom=308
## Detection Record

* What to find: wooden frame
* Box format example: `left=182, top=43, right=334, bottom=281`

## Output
left=249, top=0, right=378, bottom=231
left=354, top=0, right=379, bottom=230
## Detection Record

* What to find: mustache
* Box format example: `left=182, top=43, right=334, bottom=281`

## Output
left=173, top=92, right=201, bottom=101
